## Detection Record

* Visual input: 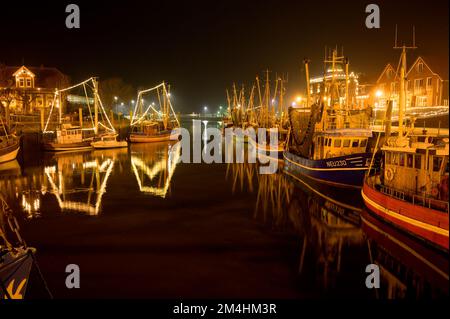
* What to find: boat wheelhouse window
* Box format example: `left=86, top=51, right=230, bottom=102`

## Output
left=399, top=153, right=405, bottom=166
left=334, top=139, right=341, bottom=147
left=328, top=139, right=332, bottom=146
left=407, top=154, right=413, bottom=168
left=360, top=139, right=367, bottom=147
left=392, top=153, right=398, bottom=165
left=385, top=152, right=391, bottom=164
left=414, top=154, right=421, bottom=169
left=324, top=138, right=328, bottom=146
left=352, top=140, right=359, bottom=148
left=433, top=157, right=443, bottom=172
left=343, top=139, right=350, bottom=147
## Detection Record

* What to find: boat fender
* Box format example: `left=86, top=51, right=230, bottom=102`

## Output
left=385, top=168, right=395, bottom=181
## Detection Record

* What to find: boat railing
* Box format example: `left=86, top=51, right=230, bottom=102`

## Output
left=372, top=178, right=449, bottom=213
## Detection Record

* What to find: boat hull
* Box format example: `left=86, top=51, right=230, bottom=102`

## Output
left=248, top=135, right=284, bottom=159
left=0, top=143, right=20, bottom=163
left=42, top=141, right=93, bottom=151
left=362, top=178, right=449, bottom=251
left=129, top=131, right=180, bottom=143
left=0, top=248, right=35, bottom=299
left=91, top=140, right=128, bottom=149
left=283, top=150, right=371, bottom=188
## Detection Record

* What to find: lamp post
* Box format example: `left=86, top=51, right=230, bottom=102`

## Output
left=114, top=96, right=118, bottom=114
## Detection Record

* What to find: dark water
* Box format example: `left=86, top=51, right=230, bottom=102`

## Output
left=1, top=120, right=448, bottom=299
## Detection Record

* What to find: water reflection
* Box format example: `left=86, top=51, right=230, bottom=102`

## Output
left=43, top=150, right=121, bottom=216
left=227, top=160, right=449, bottom=298
left=130, top=142, right=181, bottom=198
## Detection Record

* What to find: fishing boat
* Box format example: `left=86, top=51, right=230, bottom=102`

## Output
left=0, top=135, right=20, bottom=164
left=284, top=50, right=373, bottom=188
left=362, top=43, right=449, bottom=252
left=129, top=82, right=180, bottom=143
left=247, top=72, right=289, bottom=159
left=42, top=77, right=123, bottom=151
left=1, top=195, right=37, bottom=299
left=0, top=116, right=20, bottom=163
left=91, top=134, right=127, bottom=149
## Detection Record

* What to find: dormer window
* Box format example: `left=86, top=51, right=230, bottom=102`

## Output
left=13, top=66, right=35, bottom=89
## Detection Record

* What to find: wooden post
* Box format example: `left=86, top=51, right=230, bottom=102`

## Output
left=79, top=108, right=83, bottom=128
left=40, top=108, right=45, bottom=132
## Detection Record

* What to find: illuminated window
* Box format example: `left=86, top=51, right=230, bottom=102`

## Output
left=26, top=78, right=32, bottom=87
left=19, top=78, right=25, bottom=87
left=427, top=77, right=432, bottom=88
left=352, top=140, right=359, bottom=147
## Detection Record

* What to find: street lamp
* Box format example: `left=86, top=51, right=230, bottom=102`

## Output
left=114, top=96, right=118, bottom=114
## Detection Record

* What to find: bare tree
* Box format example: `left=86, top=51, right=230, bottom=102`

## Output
left=98, top=78, right=135, bottom=112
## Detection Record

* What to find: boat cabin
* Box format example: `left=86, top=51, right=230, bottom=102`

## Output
left=56, top=124, right=84, bottom=144
left=381, top=136, right=449, bottom=201
left=313, top=132, right=369, bottom=160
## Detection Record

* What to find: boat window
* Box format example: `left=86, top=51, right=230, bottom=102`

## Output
left=407, top=154, right=413, bottom=168
left=385, top=152, right=391, bottom=164
left=414, top=154, right=421, bottom=169
left=433, top=157, right=443, bottom=172
left=334, top=139, right=341, bottom=147
left=324, top=138, right=328, bottom=146
left=352, top=140, right=359, bottom=147
left=328, top=139, right=332, bottom=146
left=399, top=153, right=405, bottom=166
left=360, top=139, right=367, bottom=147
left=392, top=153, right=398, bottom=165
left=343, top=139, right=350, bottom=147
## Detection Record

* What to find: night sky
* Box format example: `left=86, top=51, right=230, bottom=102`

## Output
left=1, top=0, right=448, bottom=112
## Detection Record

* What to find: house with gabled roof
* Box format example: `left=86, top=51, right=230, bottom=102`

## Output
left=0, top=64, right=70, bottom=114
left=372, top=56, right=447, bottom=110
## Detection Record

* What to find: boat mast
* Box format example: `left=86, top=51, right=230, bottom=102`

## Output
left=93, top=77, right=99, bottom=134
left=394, top=25, right=417, bottom=138
left=58, top=90, right=62, bottom=126
left=304, top=59, right=310, bottom=108
left=345, top=58, right=349, bottom=108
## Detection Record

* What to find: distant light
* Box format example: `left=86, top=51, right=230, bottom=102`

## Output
left=120, top=102, right=124, bottom=106
left=131, top=100, right=135, bottom=104
left=203, top=106, right=208, bottom=111
left=219, top=106, right=222, bottom=110
left=291, top=102, right=297, bottom=107
left=167, top=93, right=171, bottom=97
left=114, top=96, right=118, bottom=101
left=375, top=90, right=383, bottom=98
left=296, top=96, right=302, bottom=103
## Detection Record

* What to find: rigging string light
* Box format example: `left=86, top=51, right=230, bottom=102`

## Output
left=43, top=77, right=115, bottom=134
